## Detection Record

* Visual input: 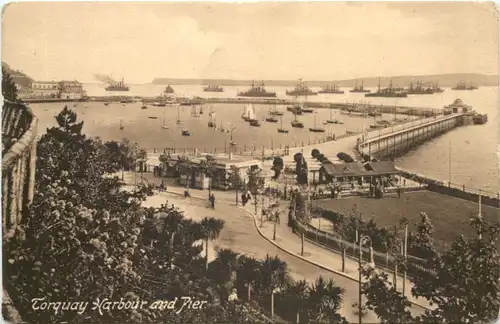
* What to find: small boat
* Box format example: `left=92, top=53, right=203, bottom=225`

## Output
left=199, top=105, right=204, bottom=114
left=162, top=110, right=168, bottom=129
left=325, top=107, right=338, bottom=124
left=141, top=105, right=148, bottom=110
left=277, top=115, right=289, bottom=133
left=119, top=120, right=124, bottom=130
left=148, top=116, right=158, bottom=119
left=291, top=112, right=304, bottom=128
left=104, top=102, right=109, bottom=106
left=181, top=129, right=190, bottom=136
left=229, top=141, right=237, bottom=146
left=301, top=107, right=314, bottom=113
left=309, top=115, right=325, bottom=133
left=266, top=116, right=279, bottom=123
left=176, top=105, right=181, bottom=124
left=249, top=119, right=261, bottom=127
left=73, top=104, right=77, bottom=107
left=191, top=105, right=200, bottom=118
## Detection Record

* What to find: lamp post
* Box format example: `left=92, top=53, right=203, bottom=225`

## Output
left=271, top=287, right=281, bottom=318
left=358, top=235, right=375, bottom=324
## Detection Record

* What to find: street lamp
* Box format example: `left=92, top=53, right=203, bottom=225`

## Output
left=358, top=235, right=375, bottom=324
left=271, top=287, right=281, bottom=318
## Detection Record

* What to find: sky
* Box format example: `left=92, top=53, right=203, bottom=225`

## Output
left=2, top=2, right=498, bottom=83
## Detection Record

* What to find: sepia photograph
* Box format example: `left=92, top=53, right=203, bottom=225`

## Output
left=1, top=2, right=499, bottom=323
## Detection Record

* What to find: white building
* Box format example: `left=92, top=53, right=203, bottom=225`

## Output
left=31, top=81, right=60, bottom=98
left=59, top=80, right=85, bottom=99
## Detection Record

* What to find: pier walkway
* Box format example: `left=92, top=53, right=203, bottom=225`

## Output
left=358, top=113, right=465, bottom=159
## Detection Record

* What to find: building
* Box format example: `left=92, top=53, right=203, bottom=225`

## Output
left=59, top=80, right=85, bottom=99
left=443, top=99, right=473, bottom=114
left=31, top=81, right=61, bottom=98
left=318, top=161, right=401, bottom=186
left=158, top=153, right=263, bottom=190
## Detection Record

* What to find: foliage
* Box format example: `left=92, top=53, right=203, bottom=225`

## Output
left=3, top=107, right=273, bottom=324
left=246, top=167, right=263, bottom=192
left=2, top=66, right=18, bottom=102
left=336, top=152, right=354, bottom=163
left=408, top=212, right=436, bottom=259
left=362, top=215, right=500, bottom=324
left=311, top=148, right=320, bottom=159
left=227, top=165, right=244, bottom=190
left=307, top=276, right=346, bottom=323
left=361, top=268, right=416, bottom=324
left=271, top=157, right=284, bottom=179
left=294, top=152, right=308, bottom=185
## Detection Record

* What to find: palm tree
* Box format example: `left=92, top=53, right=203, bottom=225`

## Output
left=308, top=276, right=345, bottom=322
left=199, top=155, right=217, bottom=197
left=286, top=279, right=310, bottom=323
left=227, top=165, right=244, bottom=205
left=237, top=255, right=261, bottom=301
left=246, top=166, right=263, bottom=193
left=259, top=255, right=291, bottom=294
left=199, top=217, right=225, bottom=270
left=176, top=156, right=192, bottom=187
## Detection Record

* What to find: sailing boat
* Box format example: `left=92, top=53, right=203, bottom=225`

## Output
left=119, top=120, right=124, bottom=130
left=249, top=105, right=261, bottom=127
left=325, top=106, right=341, bottom=124
left=242, top=104, right=254, bottom=121
left=270, top=102, right=284, bottom=116
left=141, top=102, right=148, bottom=110
left=199, top=105, right=204, bottom=114
left=191, top=105, right=200, bottom=118
left=309, top=114, right=325, bottom=132
left=176, top=105, right=181, bottom=124
left=208, top=108, right=216, bottom=128
left=277, top=115, right=289, bottom=133
left=291, top=112, right=304, bottom=128
left=266, top=105, right=279, bottom=122
left=229, top=127, right=237, bottom=145
left=162, top=108, right=168, bottom=129
left=301, top=94, right=314, bottom=113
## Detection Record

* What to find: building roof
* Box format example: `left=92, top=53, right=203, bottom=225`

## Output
left=364, top=161, right=400, bottom=175
left=321, top=161, right=401, bottom=177
left=153, top=153, right=261, bottom=169
left=32, top=81, right=60, bottom=84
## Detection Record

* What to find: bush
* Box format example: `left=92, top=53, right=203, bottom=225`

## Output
left=337, top=152, right=354, bottom=163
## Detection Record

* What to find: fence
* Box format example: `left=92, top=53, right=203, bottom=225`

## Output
left=400, top=170, right=500, bottom=206
left=147, top=129, right=365, bottom=158
left=292, top=218, right=436, bottom=280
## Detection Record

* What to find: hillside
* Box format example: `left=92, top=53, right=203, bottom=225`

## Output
left=2, top=62, right=33, bottom=87
left=152, top=73, right=498, bottom=87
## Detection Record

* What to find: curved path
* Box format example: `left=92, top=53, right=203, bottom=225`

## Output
left=138, top=186, right=427, bottom=323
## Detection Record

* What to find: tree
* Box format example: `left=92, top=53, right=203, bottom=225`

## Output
left=199, top=217, right=225, bottom=270
left=199, top=155, right=217, bottom=197
left=311, top=148, right=320, bottom=159
left=271, top=157, right=284, bottom=179
left=258, top=255, right=291, bottom=295
left=247, top=167, right=263, bottom=193
left=2, top=66, right=18, bottom=102
left=285, top=279, right=309, bottom=323
left=334, top=215, right=351, bottom=273
left=237, top=255, right=261, bottom=302
left=362, top=214, right=500, bottom=324
left=307, top=276, right=346, bottom=323
left=336, top=152, right=354, bottom=163
left=136, top=147, right=148, bottom=183
left=409, top=212, right=436, bottom=260
left=208, top=248, right=240, bottom=301
left=294, top=152, right=308, bottom=185
left=361, top=268, right=415, bottom=324
left=227, top=165, right=244, bottom=205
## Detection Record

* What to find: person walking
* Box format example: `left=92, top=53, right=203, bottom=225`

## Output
left=209, top=194, right=215, bottom=209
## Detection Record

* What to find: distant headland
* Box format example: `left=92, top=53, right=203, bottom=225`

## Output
left=152, top=73, right=498, bottom=87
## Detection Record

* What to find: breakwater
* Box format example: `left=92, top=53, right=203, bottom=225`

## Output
left=24, top=96, right=440, bottom=117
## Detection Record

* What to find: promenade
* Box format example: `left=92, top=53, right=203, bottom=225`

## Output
left=123, top=173, right=429, bottom=323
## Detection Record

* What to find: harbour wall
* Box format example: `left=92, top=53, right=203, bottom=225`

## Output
left=23, top=96, right=440, bottom=117
left=399, top=170, right=499, bottom=207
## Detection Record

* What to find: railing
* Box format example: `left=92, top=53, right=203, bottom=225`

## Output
left=147, top=129, right=367, bottom=160
left=293, top=218, right=436, bottom=280
left=2, top=100, right=38, bottom=237
left=2, top=100, right=37, bottom=323
left=399, top=170, right=500, bottom=206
